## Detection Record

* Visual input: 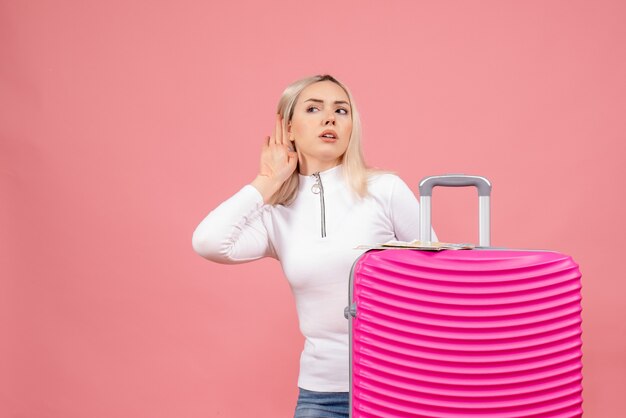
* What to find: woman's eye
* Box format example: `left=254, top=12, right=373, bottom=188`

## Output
left=306, top=106, right=349, bottom=115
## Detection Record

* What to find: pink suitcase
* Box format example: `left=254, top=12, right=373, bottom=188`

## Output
left=346, top=175, right=583, bottom=418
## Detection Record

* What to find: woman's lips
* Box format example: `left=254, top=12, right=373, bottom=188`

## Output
left=319, top=129, right=338, bottom=142
left=319, top=131, right=338, bottom=143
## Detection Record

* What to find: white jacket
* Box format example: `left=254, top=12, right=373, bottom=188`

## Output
left=192, top=164, right=436, bottom=391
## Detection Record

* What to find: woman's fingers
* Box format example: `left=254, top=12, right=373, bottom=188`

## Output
left=266, top=115, right=281, bottom=146
left=259, top=115, right=297, bottom=182
left=274, top=113, right=283, bottom=145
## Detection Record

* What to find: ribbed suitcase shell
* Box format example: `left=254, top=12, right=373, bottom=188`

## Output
left=349, top=248, right=583, bottom=418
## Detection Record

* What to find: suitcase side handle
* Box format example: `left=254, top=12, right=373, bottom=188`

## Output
left=418, top=174, right=492, bottom=247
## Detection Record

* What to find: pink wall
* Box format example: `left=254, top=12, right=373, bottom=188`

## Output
left=2, top=0, right=625, bottom=416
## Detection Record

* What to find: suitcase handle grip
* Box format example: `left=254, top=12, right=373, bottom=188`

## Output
left=419, top=174, right=492, bottom=197
left=418, top=174, right=492, bottom=247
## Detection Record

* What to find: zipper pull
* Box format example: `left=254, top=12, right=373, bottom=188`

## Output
left=311, top=172, right=321, bottom=194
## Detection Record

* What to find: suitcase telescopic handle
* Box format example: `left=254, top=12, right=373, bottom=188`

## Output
left=419, top=174, right=492, bottom=247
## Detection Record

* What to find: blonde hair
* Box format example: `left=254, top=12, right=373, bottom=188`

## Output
left=270, top=74, right=390, bottom=206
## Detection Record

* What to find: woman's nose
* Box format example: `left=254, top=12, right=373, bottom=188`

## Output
left=324, top=111, right=336, bottom=125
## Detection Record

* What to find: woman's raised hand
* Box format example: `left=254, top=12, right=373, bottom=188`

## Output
left=251, top=114, right=298, bottom=203
left=260, top=114, right=298, bottom=182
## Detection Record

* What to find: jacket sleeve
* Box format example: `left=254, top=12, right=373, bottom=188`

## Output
left=389, top=176, right=439, bottom=243
left=192, top=185, right=277, bottom=264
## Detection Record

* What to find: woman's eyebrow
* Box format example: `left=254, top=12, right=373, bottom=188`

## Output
left=304, top=98, right=350, bottom=106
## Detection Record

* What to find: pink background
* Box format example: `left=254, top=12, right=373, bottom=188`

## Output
left=1, top=0, right=625, bottom=417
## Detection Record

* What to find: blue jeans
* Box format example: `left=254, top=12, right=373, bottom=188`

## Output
left=294, top=387, right=350, bottom=418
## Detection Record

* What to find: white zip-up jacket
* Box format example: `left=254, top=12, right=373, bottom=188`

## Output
left=192, top=164, right=436, bottom=391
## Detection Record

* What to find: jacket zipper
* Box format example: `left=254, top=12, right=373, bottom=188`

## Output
left=311, top=172, right=326, bottom=238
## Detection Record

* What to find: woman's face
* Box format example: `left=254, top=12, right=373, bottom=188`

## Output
left=288, top=81, right=353, bottom=173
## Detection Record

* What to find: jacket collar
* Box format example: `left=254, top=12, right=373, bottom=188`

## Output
left=298, top=164, right=345, bottom=192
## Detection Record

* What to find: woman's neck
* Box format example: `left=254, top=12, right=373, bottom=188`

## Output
left=298, top=157, right=342, bottom=176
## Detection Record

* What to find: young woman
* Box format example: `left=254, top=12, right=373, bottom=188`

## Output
left=192, top=74, right=436, bottom=418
